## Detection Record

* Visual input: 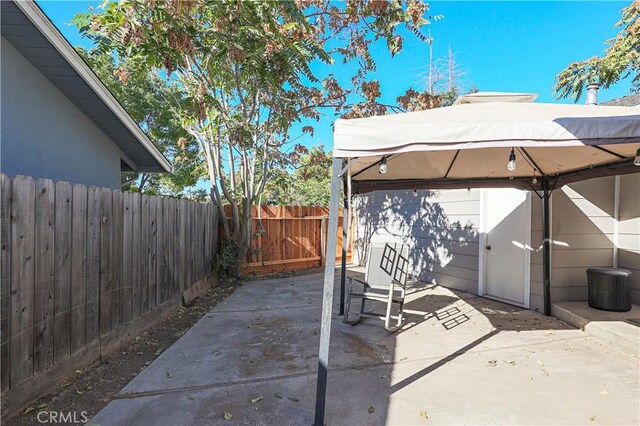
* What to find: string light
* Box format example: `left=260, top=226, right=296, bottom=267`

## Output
left=379, top=156, right=388, bottom=174
left=507, top=148, right=517, bottom=172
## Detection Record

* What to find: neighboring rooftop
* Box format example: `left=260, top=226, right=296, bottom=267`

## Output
left=600, top=93, right=640, bottom=107
left=1, top=0, right=171, bottom=173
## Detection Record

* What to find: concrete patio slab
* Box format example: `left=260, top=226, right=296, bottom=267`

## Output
left=552, top=301, right=640, bottom=356
left=92, top=272, right=640, bottom=425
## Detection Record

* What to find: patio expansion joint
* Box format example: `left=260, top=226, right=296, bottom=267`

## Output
left=112, top=334, right=589, bottom=401
left=210, top=304, right=322, bottom=314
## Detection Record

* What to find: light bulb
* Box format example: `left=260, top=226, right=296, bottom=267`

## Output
left=413, top=188, right=418, bottom=197
left=379, top=157, right=388, bottom=174
left=507, top=148, right=517, bottom=172
left=634, top=149, right=640, bottom=166
left=532, top=177, right=538, bottom=184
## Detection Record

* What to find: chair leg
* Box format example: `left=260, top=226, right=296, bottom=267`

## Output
left=396, top=287, right=406, bottom=328
left=342, top=278, right=362, bottom=325
left=384, top=282, right=394, bottom=330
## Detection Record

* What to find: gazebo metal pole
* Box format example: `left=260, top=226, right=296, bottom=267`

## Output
left=314, top=158, right=343, bottom=426
left=339, top=171, right=351, bottom=315
left=542, top=176, right=551, bottom=316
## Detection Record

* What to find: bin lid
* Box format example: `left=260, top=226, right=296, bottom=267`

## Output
left=586, top=267, right=631, bottom=277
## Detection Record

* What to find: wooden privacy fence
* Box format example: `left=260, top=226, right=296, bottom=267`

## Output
left=0, top=174, right=218, bottom=416
left=224, top=205, right=352, bottom=275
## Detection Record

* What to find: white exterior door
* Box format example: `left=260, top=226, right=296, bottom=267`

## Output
left=481, top=189, right=531, bottom=307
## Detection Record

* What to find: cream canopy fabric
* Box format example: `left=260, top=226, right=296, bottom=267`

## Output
left=333, top=102, right=640, bottom=192
left=453, top=91, right=538, bottom=104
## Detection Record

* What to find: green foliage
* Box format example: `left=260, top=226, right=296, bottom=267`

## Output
left=73, top=0, right=434, bottom=263
left=263, top=145, right=332, bottom=206
left=77, top=47, right=204, bottom=194
left=212, top=238, right=243, bottom=281
left=555, top=1, right=640, bottom=101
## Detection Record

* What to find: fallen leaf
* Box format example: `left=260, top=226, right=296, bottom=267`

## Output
left=599, top=389, right=608, bottom=395
left=76, top=390, right=85, bottom=395
left=166, top=371, right=173, bottom=378
left=536, top=360, right=544, bottom=366
left=368, top=406, right=375, bottom=414
left=36, top=403, right=48, bottom=409
left=419, top=410, right=428, bottom=420
left=399, top=357, right=408, bottom=362
left=223, top=412, right=233, bottom=421
left=287, top=396, right=299, bottom=402
left=589, top=415, right=596, bottom=421
left=188, top=396, right=196, bottom=401
left=524, top=377, right=534, bottom=381
left=23, top=407, right=35, bottom=415
left=487, top=359, right=497, bottom=367
left=274, top=393, right=283, bottom=399
left=251, top=397, right=264, bottom=403
left=154, top=349, right=162, bottom=356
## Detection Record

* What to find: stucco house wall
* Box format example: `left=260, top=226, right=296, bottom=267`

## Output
left=1, top=36, right=126, bottom=189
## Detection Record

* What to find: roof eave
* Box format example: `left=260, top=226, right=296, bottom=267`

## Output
left=14, top=0, right=172, bottom=173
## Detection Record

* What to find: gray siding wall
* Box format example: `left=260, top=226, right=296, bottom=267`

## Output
left=549, top=176, right=616, bottom=303
left=352, top=188, right=481, bottom=293
left=529, top=195, right=544, bottom=312
left=618, top=174, right=640, bottom=303
left=1, top=36, right=124, bottom=189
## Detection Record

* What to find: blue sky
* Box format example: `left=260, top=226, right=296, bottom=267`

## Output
left=39, top=1, right=634, bottom=156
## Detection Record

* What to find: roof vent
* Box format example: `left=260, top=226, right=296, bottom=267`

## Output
left=586, top=83, right=600, bottom=105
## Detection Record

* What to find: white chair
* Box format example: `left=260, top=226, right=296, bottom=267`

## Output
left=343, top=242, right=410, bottom=332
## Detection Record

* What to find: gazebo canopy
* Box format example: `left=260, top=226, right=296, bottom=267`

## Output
left=334, top=102, right=640, bottom=192
left=314, top=100, right=639, bottom=425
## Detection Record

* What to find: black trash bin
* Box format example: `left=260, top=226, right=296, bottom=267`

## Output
left=586, top=268, right=632, bottom=312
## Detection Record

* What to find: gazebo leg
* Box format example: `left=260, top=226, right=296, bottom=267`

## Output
left=339, top=172, right=351, bottom=315
left=314, top=158, right=343, bottom=426
left=542, top=177, right=551, bottom=316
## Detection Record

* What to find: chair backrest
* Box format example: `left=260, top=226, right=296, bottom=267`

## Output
left=365, top=242, right=408, bottom=290
left=393, top=253, right=409, bottom=287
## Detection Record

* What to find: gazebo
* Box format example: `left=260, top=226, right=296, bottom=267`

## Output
left=314, top=100, right=640, bottom=424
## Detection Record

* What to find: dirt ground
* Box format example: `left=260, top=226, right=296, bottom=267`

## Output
left=4, top=268, right=322, bottom=426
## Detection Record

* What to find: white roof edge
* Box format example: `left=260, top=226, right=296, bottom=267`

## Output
left=15, top=0, right=173, bottom=173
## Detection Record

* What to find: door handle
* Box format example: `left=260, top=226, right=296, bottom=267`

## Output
left=485, top=245, right=492, bottom=250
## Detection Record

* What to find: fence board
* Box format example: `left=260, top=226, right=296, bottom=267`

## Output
left=33, top=178, right=55, bottom=373
left=10, top=175, right=36, bottom=386
left=53, top=181, right=72, bottom=363
left=181, top=200, right=188, bottom=291
left=140, top=195, right=150, bottom=313
left=171, top=198, right=178, bottom=296
left=99, top=188, right=113, bottom=335
left=70, top=184, right=87, bottom=353
left=148, top=196, right=158, bottom=309
left=158, top=197, right=166, bottom=303
left=86, top=187, right=101, bottom=344
left=111, top=191, right=123, bottom=330
left=131, top=193, right=141, bottom=319
left=1, top=174, right=12, bottom=391
left=122, top=192, right=133, bottom=324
